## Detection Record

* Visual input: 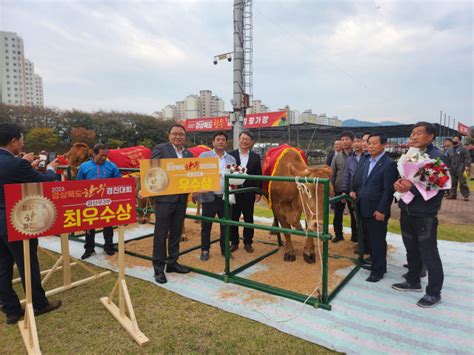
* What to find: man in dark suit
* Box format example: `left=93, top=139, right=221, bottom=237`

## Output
left=229, top=131, right=262, bottom=253
left=0, top=123, right=62, bottom=325
left=350, top=132, right=398, bottom=283
left=151, top=124, right=193, bottom=284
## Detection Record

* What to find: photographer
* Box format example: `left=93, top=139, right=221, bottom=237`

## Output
left=0, top=123, right=62, bottom=325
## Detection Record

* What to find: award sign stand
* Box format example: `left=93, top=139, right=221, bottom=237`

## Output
left=100, top=226, right=149, bottom=345
left=18, top=239, right=41, bottom=355
left=19, top=234, right=110, bottom=304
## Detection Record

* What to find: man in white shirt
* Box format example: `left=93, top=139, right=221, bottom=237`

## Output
left=194, top=131, right=236, bottom=261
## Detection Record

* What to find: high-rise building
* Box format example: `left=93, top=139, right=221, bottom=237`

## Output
left=249, top=99, right=270, bottom=114
left=160, top=90, right=226, bottom=120
left=0, top=31, right=44, bottom=107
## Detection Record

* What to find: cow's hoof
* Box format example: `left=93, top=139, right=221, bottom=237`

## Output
left=303, top=252, right=316, bottom=264
left=283, top=253, right=296, bottom=262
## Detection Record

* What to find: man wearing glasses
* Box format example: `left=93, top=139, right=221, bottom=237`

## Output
left=151, top=124, right=193, bottom=284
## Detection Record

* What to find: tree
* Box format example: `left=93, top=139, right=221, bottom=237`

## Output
left=107, top=138, right=126, bottom=148
left=70, top=127, right=96, bottom=146
left=25, top=127, right=59, bottom=152
left=137, top=138, right=155, bottom=149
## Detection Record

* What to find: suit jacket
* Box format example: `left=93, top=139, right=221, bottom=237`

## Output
left=353, top=153, right=398, bottom=220
left=325, top=150, right=335, bottom=166
left=0, top=149, right=58, bottom=236
left=151, top=142, right=192, bottom=203
left=228, top=149, right=262, bottom=195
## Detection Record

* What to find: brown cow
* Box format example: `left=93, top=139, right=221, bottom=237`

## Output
left=270, top=148, right=332, bottom=263
left=63, top=142, right=93, bottom=178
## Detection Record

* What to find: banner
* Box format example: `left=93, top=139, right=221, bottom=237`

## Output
left=5, top=178, right=136, bottom=242
left=244, top=111, right=289, bottom=128
left=140, top=157, right=220, bottom=197
left=184, top=116, right=231, bottom=132
left=458, top=122, right=470, bottom=136
left=183, top=111, right=288, bottom=132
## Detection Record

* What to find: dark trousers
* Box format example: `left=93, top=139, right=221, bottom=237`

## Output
left=450, top=166, right=470, bottom=198
left=333, top=192, right=358, bottom=240
left=0, top=234, right=48, bottom=316
left=152, top=201, right=187, bottom=274
left=201, top=197, right=227, bottom=252
left=362, top=218, right=387, bottom=276
left=400, top=212, right=444, bottom=297
left=230, top=193, right=256, bottom=246
left=84, top=227, right=114, bottom=252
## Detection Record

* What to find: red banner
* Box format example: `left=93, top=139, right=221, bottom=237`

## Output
left=183, top=111, right=288, bottom=132
left=5, top=178, right=136, bottom=241
left=458, top=122, right=470, bottom=136
left=184, top=116, right=231, bottom=132
left=244, top=111, right=289, bottom=128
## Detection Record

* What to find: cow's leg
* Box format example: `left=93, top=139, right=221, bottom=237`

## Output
left=181, top=220, right=187, bottom=242
left=195, top=201, right=201, bottom=223
left=293, top=220, right=316, bottom=264
left=274, top=213, right=296, bottom=262
left=303, top=237, right=316, bottom=264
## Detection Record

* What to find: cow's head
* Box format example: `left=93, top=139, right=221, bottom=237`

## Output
left=63, top=142, right=93, bottom=178
left=288, top=164, right=333, bottom=231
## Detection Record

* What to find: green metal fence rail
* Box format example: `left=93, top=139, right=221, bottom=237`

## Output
left=61, top=166, right=364, bottom=310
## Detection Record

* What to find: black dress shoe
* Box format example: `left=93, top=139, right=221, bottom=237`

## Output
left=244, top=244, right=254, bottom=253
left=6, top=309, right=24, bottom=325
left=104, top=249, right=115, bottom=256
left=166, top=263, right=190, bottom=274
left=34, top=300, right=62, bottom=316
left=332, top=236, right=344, bottom=243
left=81, top=250, right=96, bottom=260
left=366, top=274, right=383, bottom=283
left=155, top=271, right=167, bottom=284
left=230, top=244, right=239, bottom=252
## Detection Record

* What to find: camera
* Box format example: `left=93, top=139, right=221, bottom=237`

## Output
left=38, top=154, right=47, bottom=169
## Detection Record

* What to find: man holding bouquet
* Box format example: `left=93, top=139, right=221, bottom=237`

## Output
left=392, top=122, right=446, bottom=308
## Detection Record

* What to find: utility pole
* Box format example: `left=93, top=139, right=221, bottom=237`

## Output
left=231, top=0, right=245, bottom=149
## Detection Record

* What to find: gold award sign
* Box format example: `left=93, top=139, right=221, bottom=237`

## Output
left=140, top=157, right=220, bottom=196
left=10, top=184, right=57, bottom=237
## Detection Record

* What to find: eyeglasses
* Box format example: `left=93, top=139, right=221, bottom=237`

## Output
left=170, top=133, right=185, bottom=137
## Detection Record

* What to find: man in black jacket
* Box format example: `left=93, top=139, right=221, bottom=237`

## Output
left=0, top=123, right=62, bottom=325
left=151, top=124, right=193, bottom=284
left=229, top=131, right=262, bottom=253
left=349, top=133, right=398, bottom=282
left=392, top=122, right=446, bottom=308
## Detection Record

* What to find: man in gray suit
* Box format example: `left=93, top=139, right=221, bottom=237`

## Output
left=194, top=131, right=236, bottom=261
left=151, top=124, right=193, bottom=284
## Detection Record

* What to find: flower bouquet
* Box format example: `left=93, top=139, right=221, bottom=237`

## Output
left=394, top=147, right=451, bottom=204
left=225, top=164, right=247, bottom=186
left=224, top=164, right=248, bottom=204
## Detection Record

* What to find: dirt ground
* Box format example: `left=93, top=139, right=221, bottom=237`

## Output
left=122, top=218, right=374, bottom=295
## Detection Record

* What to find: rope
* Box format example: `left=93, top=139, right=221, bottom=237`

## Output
left=255, top=176, right=324, bottom=323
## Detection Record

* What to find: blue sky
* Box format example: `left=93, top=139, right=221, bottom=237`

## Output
left=1, top=0, right=472, bottom=125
